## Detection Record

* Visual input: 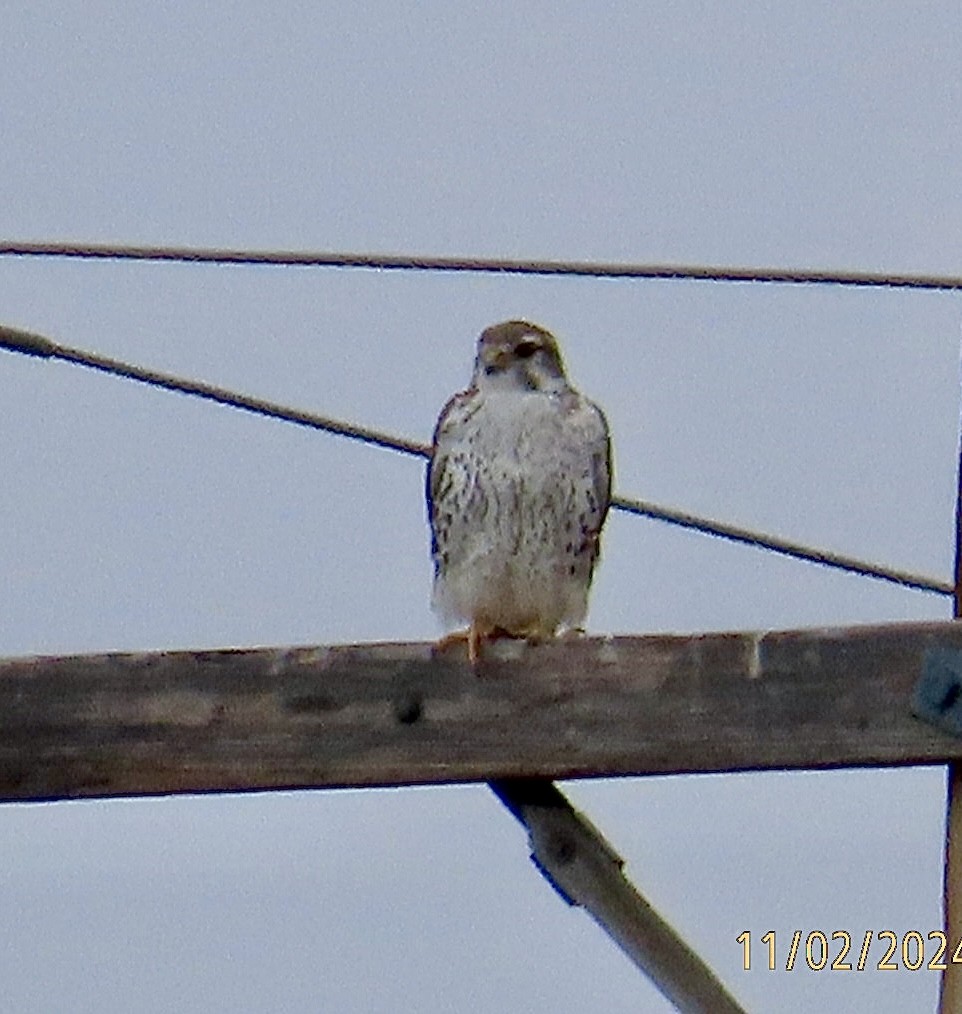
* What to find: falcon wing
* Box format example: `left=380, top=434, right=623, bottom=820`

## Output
left=425, top=389, right=477, bottom=568
left=573, top=395, right=612, bottom=568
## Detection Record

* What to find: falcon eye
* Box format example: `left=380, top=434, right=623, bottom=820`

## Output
left=515, top=339, right=539, bottom=359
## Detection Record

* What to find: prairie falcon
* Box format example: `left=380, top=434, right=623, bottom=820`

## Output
left=427, top=320, right=611, bottom=663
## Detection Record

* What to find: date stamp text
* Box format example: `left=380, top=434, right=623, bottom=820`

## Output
left=737, top=930, right=962, bottom=972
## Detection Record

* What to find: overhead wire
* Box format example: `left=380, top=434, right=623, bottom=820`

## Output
left=2, top=238, right=962, bottom=290
left=0, top=322, right=952, bottom=597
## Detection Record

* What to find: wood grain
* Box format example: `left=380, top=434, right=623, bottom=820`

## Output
left=2, top=620, right=961, bottom=803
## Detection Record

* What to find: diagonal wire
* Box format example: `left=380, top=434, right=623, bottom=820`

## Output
left=610, top=498, right=953, bottom=594
left=2, top=238, right=962, bottom=291
left=0, top=322, right=953, bottom=596
left=0, top=323, right=427, bottom=457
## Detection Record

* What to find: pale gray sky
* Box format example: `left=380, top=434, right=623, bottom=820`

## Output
left=2, top=4, right=961, bottom=1012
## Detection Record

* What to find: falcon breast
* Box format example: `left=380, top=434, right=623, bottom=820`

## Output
left=427, top=320, right=612, bottom=655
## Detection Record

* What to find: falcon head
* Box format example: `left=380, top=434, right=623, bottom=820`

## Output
left=472, top=320, right=569, bottom=394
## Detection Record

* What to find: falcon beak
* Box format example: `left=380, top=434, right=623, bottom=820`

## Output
left=491, top=344, right=530, bottom=370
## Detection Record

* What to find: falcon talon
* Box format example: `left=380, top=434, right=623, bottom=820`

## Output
left=431, top=624, right=496, bottom=666
left=431, top=628, right=473, bottom=658
left=427, top=321, right=612, bottom=662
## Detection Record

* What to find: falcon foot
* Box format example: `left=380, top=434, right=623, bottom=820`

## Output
left=433, top=623, right=557, bottom=665
left=433, top=624, right=487, bottom=664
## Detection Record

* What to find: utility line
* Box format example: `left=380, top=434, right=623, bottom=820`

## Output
left=2, top=238, right=962, bottom=291
left=1, top=322, right=952, bottom=596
